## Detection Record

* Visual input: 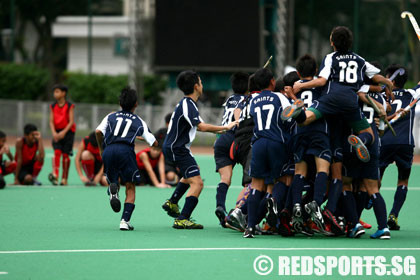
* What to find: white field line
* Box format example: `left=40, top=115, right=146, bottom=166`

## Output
left=0, top=248, right=420, bottom=254
left=0, top=272, right=7, bottom=275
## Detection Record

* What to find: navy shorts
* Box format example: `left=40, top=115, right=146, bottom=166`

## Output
left=163, top=148, right=200, bottom=179
left=17, top=162, right=35, bottom=183
left=52, top=130, right=75, bottom=155
left=292, top=132, right=331, bottom=163
left=250, top=138, right=287, bottom=180
left=380, top=145, right=414, bottom=180
left=102, top=143, right=140, bottom=185
left=213, top=132, right=235, bottom=172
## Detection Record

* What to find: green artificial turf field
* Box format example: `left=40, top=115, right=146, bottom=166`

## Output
left=0, top=149, right=419, bottom=279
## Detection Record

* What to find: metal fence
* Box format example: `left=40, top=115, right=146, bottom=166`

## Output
left=0, top=96, right=224, bottom=146
left=2, top=98, right=420, bottom=151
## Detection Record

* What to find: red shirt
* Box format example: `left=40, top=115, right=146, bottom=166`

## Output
left=83, top=137, right=102, bottom=162
left=50, top=102, right=76, bottom=132
left=16, top=138, right=38, bottom=165
left=136, top=148, right=161, bottom=170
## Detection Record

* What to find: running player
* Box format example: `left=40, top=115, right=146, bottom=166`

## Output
left=0, top=131, right=16, bottom=188
left=243, top=67, right=294, bottom=238
left=48, top=85, right=76, bottom=186
left=380, top=64, right=420, bottom=231
left=214, top=72, right=248, bottom=227
left=74, top=132, right=107, bottom=186
left=14, top=124, right=44, bottom=185
left=161, top=70, right=238, bottom=229
left=96, top=87, right=157, bottom=231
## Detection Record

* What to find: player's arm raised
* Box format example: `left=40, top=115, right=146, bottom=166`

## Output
left=371, top=74, right=395, bottom=101
left=293, top=77, right=327, bottom=94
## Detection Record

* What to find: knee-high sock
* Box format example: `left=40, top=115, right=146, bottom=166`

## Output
left=53, top=149, right=62, bottom=177
left=272, top=181, right=288, bottom=211
left=82, top=159, right=95, bottom=181
left=326, top=179, right=342, bottom=213
left=256, top=193, right=271, bottom=224
left=216, top=182, right=229, bottom=210
left=358, top=132, right=373, bottom=146
left=313, top=172, right=328, bottom=205
left=390, top=185, right=408, bottom=217
left=178, top=196, right=199, bottom=220
left=372, top=192, right=387, bottom=229
left=32, top=160, right=43, bottom=178
left=121, top=203, right=135, bottom=221
left=62, top=153, right=70, bottom=180
left=247, top=189, right=264, bottom=228
left=340, top=191, right=359, bottom=225
left=355, top=191, right=368, bottom=219
left=170, top=182, right=189, bottom=204
left=291, top=175, right=305, bottom=205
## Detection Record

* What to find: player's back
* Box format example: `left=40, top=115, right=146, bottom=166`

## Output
left=163, top=97, right=202, bottom=159
left=320, top=51, right=377, bottom=95
left=98, top=110, right=150, bottom=147
left=382, top=87, right=419, bottom=146
left=221, top=94, right=245, bottom=127
left=250, top=90, right=292, bottom=143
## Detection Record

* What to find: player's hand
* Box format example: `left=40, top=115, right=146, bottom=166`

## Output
left=52, top=132, right=60, bottom=142
left=226, top=120, right=239, bottom=131
left=396, top=108, right=408, bottom=118
left=156, top=183, right=171, bottom=188
left=136, top=136, right=145, bottom=141
left=14, top=179, right=20, bottom=185
left=80, top=176, right=90, bottom=183
left=0, top=144, right=8, bottom=155
left=293, top=81, right=303, bottom=94
left=34, top=131, right=42, bottom=140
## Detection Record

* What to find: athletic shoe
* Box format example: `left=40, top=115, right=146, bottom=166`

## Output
left=337, top=216, right=346, bottom=232
left=266, top=197, right=279, bottom=228
left=347, top=223, right=365, bottom=238
left=301, top=221, right=315, bottom=237
left=308, top=219, right=321, bottom=234
left=108, top=183, right=121, bottom=213
left=33, top=179, right=42, bottom=186
left=243, top=227, right=255, bottom=238
left=322, top=208, right=344, bottom=235
left=348, top=135, right=370, bottom=162
left=120, top=219, right=134, bottom=231
left=370, top=228, right=391, bottom=240
left=260, top=221, right=277, bottom=235
left=278, top=209, right=294, bottom=237
left=162, top=199, right=180, bottom=218
left=387, top=214, right=400, bottom=230
left=225, top=208, right=247, bottom=232
left=305, top=200, right=326, bottom=231
left=359, top=219, right=372, bottom=229
left=281, top=99, right=305, bottom=121
left=215, top=206, right=228, bottom=228
left=291, top=203, right=304, bottom=233
left=48, top=173, right=58, bottom=186
left=173, top=218, right=203, bottom=229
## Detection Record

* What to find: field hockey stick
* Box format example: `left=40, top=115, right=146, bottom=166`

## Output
left=389, top=96, right=420, bottom=125
left=366, top=95, right=396, bottom=136
left=263, top=55, right=273, bottom=68
left=401, top=11, right=420, bottom=41
left=381, top=68, right=405, bottom=90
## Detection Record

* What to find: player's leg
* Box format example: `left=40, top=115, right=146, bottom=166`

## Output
left=31, top=154, right=44, bottom=185
left=388, top=145, right=413, bottom=230
left=290, top=161, right=307, bottom=233
left=243, top=177, right=266, bottom=238
left=354, top=183, right=371, bottom=229
left=3, top=161, right=17, bottom=175
left=363, top=178, right=390, bottom=239
left=60, top=132, right=74, bottom=186
left=120, top=182, right=136, bottom=231
left=81, top=150, right=96, bottom=182
left=215, top=164, right=233, bottom=227
left=341, top=177, right=365, bottom=238
left=102, top=146, right=121, bottom=213
left=347, top=111, right=374, bottom=162
left=49, top=147, right=61, bottom=185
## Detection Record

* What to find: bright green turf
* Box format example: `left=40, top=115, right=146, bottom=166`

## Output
left=0, top=149, right=419, bottom=279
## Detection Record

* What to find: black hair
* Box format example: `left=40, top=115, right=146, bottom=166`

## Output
left=296, top=54, right=317, bottom=78
left=274, top=78, right=285, bottom=92
left=283, top=71, right=300, bottom=87
left=153, top=132, right=165, bottom=148
left=119, top=86, right=138, bottom=111
left=253, top=68, right=274, bottom=90
left=88, top=132, right=98, bottom=147
left=0, top=130, right=5, bottom=139
left=230, top=72, right=249, bottom=94
left=165, top=113, right=172, bottom=124
left=248, top=74, right=259, bottom=92
left=385, top=64, right=408, bottom=89
left=176, top=70, right=200, bottom=95
left=331, top=26, right=353, bottom=53
left=52, top=84, right=68, bottom=94
left=24, top=124, right=38, bottom=135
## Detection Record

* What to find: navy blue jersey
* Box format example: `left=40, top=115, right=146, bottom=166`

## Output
left=249, top=90, right=293, bottom=143
left=293, top=80, right=328, bottom=135
left=96, top=110, right=155, bottom=147
left=381, top=88, right=419, bottom=146
left=319, top=51, right=379, bottom=95
left=163, top=97, right=203, bottom=160
left=221, top=94, right=245, bottom=126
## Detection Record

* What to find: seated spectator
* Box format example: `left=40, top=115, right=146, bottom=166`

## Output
left=15, top=124, right=44, bottom=185
left=155, top=113, right=180, bottom=186
left=0, top=131, right=17, bottom=189
left=136, top=137, right=170, bottom=188
left=75, top=132, right=107, bottom=186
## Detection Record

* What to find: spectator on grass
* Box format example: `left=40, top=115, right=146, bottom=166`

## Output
left=0, top=131, right=17, bottom=188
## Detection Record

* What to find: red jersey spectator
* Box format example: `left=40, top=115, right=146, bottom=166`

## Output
left=48, top=84, right=75, bottom=186
left=136, top=144, right=170, bottom=188
left=14, top=124, right=44, bottom=185
left=75, top=132, right=107, bottom=186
